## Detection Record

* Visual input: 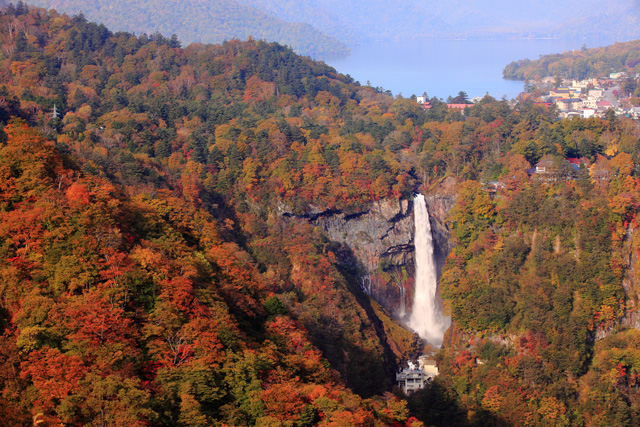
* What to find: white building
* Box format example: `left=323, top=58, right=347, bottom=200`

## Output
left=579, top=108, right=596, bottom=118
left=571, top=79, right=590, bottom=89
left=582, top=97, right=598, bottom=109
left=396, top=358, right=439, bottom=394
left=418, top=356, right=439, bottom=376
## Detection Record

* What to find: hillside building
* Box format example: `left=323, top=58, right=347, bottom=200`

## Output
left=396, top=357, right=439, bottom=394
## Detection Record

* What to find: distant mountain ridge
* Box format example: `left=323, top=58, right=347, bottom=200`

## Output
left=237, top=0, right=450, bottom=44
left=238, top=0, right=640, bottom=44
left=261, top=0, right=640, bottom=40
left=24, top=0, right=350, bottom=57
left=23, top=0, right=640, bottom=59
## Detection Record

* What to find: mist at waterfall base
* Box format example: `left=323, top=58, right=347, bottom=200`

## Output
left=408, top=195, right=451, bottom=347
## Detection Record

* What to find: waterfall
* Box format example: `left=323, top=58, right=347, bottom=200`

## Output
left=408, top=194, right=451, bottom=347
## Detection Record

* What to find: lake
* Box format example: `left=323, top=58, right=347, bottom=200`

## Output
left=318, top=38, right=621, bottom=100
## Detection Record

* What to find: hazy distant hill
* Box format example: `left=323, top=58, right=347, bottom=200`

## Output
left=25, top=0, right=349, bottom=57
left=424, top=0, right=640, bottom=39
left=23, top=0, right=640, bottom=59
left=238, top=0, right=450, bottom=44
left=241, top=0, right=640, bottom=43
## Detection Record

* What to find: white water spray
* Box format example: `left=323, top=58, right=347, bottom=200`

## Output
left=408, top=194, right=451, bottom=347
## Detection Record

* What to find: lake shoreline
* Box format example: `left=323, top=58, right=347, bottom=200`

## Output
left=319, top=37, right=623, bottom=100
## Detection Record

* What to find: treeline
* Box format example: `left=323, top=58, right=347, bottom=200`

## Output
left=503, top=39, right=640, bottom=81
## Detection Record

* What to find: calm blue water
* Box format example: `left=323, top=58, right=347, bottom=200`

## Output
left=319, top=38, right=621, bottom=100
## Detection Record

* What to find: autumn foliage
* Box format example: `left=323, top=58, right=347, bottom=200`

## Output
left=4, top=4, right=640, bottom=427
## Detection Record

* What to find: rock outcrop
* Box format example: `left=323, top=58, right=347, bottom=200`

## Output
left=283, top=192, right=455, bottom=318
left=424, top=194, right=455, bottom=276
left=621, top=225, right=640, bottom=330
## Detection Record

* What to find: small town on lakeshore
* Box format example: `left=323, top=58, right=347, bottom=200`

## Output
left=522, top=72, right=640, bottom=120
left=416, top=71, right=640, bottom=120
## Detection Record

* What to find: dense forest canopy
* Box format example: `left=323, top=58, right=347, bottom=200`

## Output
left=503, top=39, right=640, bottom=81
left=3, top=3, right=640, bottom=427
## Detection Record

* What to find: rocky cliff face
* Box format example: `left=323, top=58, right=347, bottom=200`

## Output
left=621, top=225, right=640, bottom=330
left=313, top=198, right=414, bottom=315
left=284, top=192, right=455, bottom=318
left=425, top=194, right=455, bottom=277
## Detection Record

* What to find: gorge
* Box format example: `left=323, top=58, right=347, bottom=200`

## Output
left=285, top=189, right=455, bottom=346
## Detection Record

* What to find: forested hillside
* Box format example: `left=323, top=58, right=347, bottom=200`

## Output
left=503, top=39, right=640, bottom=81
left=0, top=5, right=419, bottom=426
left=23, top=0, right=349, bottom=57
left=3, top=4, right=640, bottom=427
